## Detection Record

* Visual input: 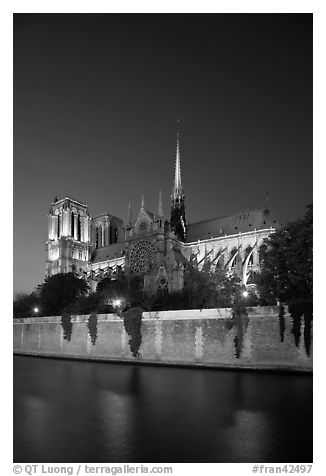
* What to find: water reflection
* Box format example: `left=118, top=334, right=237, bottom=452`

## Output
left=99, top=392, right=134, bottom=461
left=222, top=410, right=271, bottom=461
left=14, top=356, right=312, bottom=463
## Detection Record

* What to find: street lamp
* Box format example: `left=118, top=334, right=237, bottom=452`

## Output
left=113, top=299, right=122, bottom=308
left=242, top=291, right=249, bottom=298
left=33, top=307, right=39, bottom=314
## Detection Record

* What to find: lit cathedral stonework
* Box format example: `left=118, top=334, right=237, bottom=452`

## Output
left=45, top=134, right=279, bottom=293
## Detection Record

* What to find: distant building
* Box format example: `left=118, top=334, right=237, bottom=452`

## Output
left=46, top=133, right=279, bottom=292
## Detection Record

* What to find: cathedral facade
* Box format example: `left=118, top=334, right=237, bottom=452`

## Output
left=46, top=134, right=279, bottom=293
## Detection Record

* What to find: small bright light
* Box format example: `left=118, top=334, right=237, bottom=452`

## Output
left=33, top=307, right=39, bottom=314
left=242, top=291, right=249, bottom=298
left=113, top=299, right=122, bottom=307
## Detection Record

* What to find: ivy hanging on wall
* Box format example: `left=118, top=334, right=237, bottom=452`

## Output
left=232, top=298, right=249, bottom=359
left=223, top=297, right=249, bottom=358
left=122, top=307, right=143, bottom=358
left=61, top=312, right=72, bottom=342
left=290, top=310, right=301, bottom=348
left=279, top=303, right=286, bottom=342
left=288, top=303, right=313, bottom=356
left=224, top=317, right=234, bottom=331
left=87, top=313, right=98, bottom=345
left=304, top=315, right=312, bottom=356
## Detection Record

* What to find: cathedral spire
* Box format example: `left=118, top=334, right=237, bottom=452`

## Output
left=170, top=121, right=186, bottom=242
left=173, top=120, right=183, bottom=199
left=141, top=195, right=145, bottom=209
left=157, top=189, right=163, bottom=217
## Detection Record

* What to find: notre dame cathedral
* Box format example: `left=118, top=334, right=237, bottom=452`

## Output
left=46, top=133, right=279, bottom=293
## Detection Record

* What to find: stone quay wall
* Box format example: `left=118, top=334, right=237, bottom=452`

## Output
left=13, top=307, right=312, bottom=372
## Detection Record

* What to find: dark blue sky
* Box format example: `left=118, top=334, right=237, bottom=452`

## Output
left=13, top=14, right=312, bottom=294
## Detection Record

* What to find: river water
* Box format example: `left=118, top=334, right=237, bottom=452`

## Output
left=14, top=355, right=312, bottom=463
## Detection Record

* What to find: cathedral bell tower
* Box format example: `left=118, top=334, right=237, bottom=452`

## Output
left=170, top=126, right=186, bottom=242
left=46, top=197, right=91, bottom=277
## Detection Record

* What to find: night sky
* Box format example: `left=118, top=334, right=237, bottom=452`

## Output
left=13, top=13, right=312, bottom=294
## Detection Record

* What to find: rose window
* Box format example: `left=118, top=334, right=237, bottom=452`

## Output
left=130, top=241, right=156, bottom=273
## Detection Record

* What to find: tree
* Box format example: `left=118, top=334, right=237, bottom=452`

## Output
left=183, top=264, right=242, bottom=309
left=13, top=292, right=41, bottom=319
left=96, top=274, right=144, bottom=310
left=40, top=273, right=89, bottom=316
left=257, top=204, right=312, bottom=319
left=69, top=292, right=102, bottom=315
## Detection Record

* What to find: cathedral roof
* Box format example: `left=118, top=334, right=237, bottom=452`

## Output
left=186, top=208, right=279, bottom=243
left=51, top=196, right=87, bottom=208
left=93, top=213, right=123, bottom=223
left=144, top=209, right=155, bottom=220
left=91, top=242, right=126, bottom=263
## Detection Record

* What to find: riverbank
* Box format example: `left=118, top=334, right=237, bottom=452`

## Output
left=13, top=350, right=312, bottom=374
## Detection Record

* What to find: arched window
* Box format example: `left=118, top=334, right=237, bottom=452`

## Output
left=216, top=252, right=225, bottom=269
left=230, top=248, right=238, bottom=268
left=57, top=214, right=60, bottom=238
left=98, top=226, right=103, bottom=247
left=71, top=212, right=75, bottom=238
left=110, top=226, right=115, bottom=244
left=77, top=214, right=81, bottom=241
left=95, top=227, right=99, bottom=249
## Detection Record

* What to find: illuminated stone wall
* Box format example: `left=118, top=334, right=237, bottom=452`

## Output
left=13, top=307, right=312, bottom=372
